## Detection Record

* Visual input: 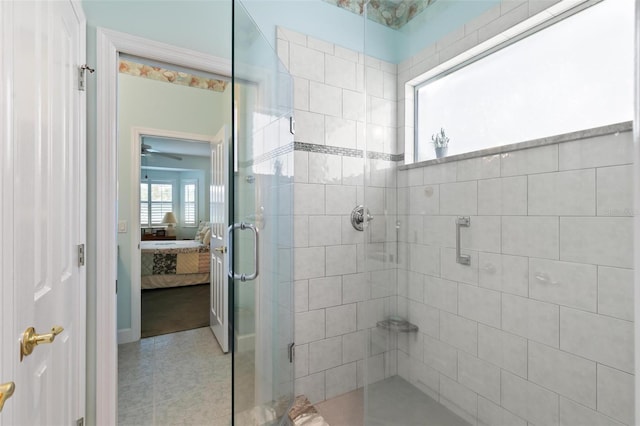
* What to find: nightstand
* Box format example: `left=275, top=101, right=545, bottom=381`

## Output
left=141, top=235, right=177, bottom=241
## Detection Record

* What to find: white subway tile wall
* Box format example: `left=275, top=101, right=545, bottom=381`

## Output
left=281, top=0, right=634, bottom=424
left=397, top=133, right=634, bottom=426
left=279, top=28, right=399, bottom=405
left=392, top=0, right=633, bottom=421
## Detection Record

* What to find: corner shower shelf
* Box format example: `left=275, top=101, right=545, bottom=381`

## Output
left=376, top=317, right=419, bottom=333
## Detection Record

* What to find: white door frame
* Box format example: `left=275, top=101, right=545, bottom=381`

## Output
left=95, top=28, right=230, bottom=423
left=123, top=127, right=216, bottom=345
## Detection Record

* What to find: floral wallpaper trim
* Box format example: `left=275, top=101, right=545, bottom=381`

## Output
left=322, top=0, right=438, bottom=30
left=118, top=59, right=228, bottom=93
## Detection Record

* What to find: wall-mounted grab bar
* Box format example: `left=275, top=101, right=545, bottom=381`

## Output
left=456, top=217, right=471, bottom=265
left=228, top=222, right=259, bottom=282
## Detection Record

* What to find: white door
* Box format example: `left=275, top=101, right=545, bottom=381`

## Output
left=210, top=126, right=229, bottom=353
left=0, top=1, right=86, bottom=425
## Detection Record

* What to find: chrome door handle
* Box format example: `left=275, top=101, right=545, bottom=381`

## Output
left=228, top=222, right=259, bottom=282
left=456, top=217, right=470, bottom=265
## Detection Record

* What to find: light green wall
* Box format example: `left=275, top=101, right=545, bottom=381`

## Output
left=82, top=0, right=232, bottom=59
left=117, top=73, right=230, bottom=331
left=242, top=0, right=501, bottom=64
left=394, top=0, right=500, bottom=60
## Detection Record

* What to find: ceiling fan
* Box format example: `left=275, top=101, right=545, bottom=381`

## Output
left=141, top=143, right=182, bottom=161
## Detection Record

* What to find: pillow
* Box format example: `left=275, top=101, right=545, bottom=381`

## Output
left=202, top=229, right=212, bottom=246
left=194, top=222, right=210, bottom=242
left=202, top=225, right=210, bottom=237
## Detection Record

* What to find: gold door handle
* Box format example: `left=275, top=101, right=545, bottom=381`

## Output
left=213, top=246, right=227, bottom=253
left=0, top=382, right=15, bottom=412
left=20, top=326, right=64, bottom=361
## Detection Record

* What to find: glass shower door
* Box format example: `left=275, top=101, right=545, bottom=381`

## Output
left=362, top=1, right=635, bottom=426
left=232, top=2, right=295, bottom=424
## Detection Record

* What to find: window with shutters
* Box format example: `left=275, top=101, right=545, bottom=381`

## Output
left=140, top=181, right=174, bottom=226
left=182, top=180, right=198, bottom=226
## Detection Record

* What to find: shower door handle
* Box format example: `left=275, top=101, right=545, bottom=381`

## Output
left=228, top=222, right=260, bottom=282
left=456, top=217, right=471, bottom=265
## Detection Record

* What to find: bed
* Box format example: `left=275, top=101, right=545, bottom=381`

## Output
left=140, top=240, right=210, bottom=289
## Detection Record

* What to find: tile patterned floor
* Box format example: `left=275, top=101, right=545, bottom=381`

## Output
left=118, top=327, right=231, bottom=426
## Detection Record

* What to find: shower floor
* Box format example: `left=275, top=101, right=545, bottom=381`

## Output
left=316, top=376, right=470, bottom=426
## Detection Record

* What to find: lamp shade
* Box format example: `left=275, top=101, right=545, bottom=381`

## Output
left=162, top=212, right=177, bottom=225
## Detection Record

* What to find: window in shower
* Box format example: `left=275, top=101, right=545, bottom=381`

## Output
left=414, top=0, right=633, bottom=162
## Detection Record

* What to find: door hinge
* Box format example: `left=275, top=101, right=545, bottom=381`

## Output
left=78, top=64, right=95, bottom=91
left=288, top=342, right=295, bottom=363
left=77, top=244, right=85, bottom=266
left=76, top=417, right=84, bottom=426
left=289, top=116, right=295, bottom=135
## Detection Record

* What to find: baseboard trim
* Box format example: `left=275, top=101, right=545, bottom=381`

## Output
left=235, top=332, right=255, bottom=352
left=117, top=328, right=137, bottom=345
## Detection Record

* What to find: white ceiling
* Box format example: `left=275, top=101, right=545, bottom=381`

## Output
left=142, top=136, right=210, bottom=157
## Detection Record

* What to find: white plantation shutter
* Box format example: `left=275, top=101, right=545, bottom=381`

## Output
left=140, top=181, right=174, bottom=226
left=140, top=183, right=149, bottom=226
left=182, top=181, right=197, bottom=226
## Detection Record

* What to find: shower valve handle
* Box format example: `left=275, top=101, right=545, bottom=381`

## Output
left=350, top=205, right=373, bottom=231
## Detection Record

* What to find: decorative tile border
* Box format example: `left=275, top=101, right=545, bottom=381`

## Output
left=295, top=141, right=404, bottom=162
left=119, top=59, right=228, bottom=92
left=238, top=143, right=295, bottom=168
left=295, top=142, right=361, bottom=158
left=322, top=0, right=438, bottom=30
left=237, top=141, right=404, bottom=168
left=370, top=150, right=405, bottom=162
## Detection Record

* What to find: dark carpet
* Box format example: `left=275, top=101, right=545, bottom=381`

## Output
left=141, top=283, right=210, bottom=338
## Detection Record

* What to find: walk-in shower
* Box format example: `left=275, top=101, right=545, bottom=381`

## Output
left=249, top=0, right=637, bottom=424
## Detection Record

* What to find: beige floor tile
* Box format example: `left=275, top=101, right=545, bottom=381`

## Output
left=118, top=380, right=154, bottom=413
left=118, top=327, right=231, bottom=426
left=118, top=405, right=154, bottom=426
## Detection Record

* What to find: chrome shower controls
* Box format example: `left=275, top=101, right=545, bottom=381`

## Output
left=350, top=205, right=373, bottom=231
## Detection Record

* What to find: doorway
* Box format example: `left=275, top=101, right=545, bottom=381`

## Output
left=137, top=134, right=214, bottom=339
left=94, top=28, right=234, bottom=423
left=116, top=54, right=231, bottom=345
left=115, top=55, right=232, bottom=424
left=95, top=11, right=296, bottom=422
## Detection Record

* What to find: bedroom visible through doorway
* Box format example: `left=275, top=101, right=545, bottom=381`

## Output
left=116, top=54, right=232, bottom=425
left=138, top=135, right=213, bottom=338
left=116, top=54, right=231, bottom=346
